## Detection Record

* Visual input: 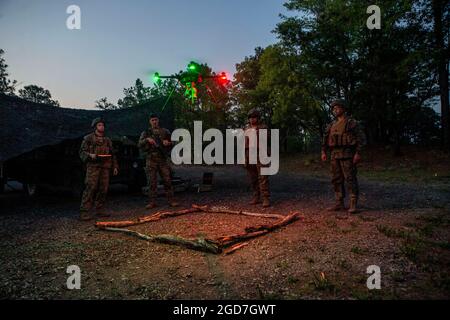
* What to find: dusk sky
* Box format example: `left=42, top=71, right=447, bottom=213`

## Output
left=0, top=0, right=288, bottom=109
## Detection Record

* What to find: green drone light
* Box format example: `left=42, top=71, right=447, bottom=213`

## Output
left=152, top=72, right=161, bottom=83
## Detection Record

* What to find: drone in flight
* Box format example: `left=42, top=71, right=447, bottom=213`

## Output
left=152, top=61, right=229, bottom=108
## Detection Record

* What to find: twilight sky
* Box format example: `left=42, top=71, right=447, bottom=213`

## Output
left=0, top=0, right=287, bottom=109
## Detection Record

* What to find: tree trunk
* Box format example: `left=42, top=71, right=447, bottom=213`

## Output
left=433, top=0, right=450, bottom=149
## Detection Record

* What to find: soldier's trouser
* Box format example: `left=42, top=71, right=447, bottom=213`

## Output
left=80, top=166, right=110, bottom=212
left=245, top=164, right=270, bottom=199
left=147, top=158, right=173, bottom=201
left=330, top=158, right=359, bottom=201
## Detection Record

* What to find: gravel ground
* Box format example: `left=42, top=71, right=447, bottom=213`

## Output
left=0, top=165, right=449, bottom=299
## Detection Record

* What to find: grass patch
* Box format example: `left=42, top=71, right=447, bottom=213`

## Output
left=287, top=276, right=299, bottom=284
left=400, top=240, right=424, bottom=262
left=337, top=259, right=351, bottom=270
left=312, top=272, right=335, bottom=292
left=351, top=246, right=367, bottom=255
left=257, top=286, right=284, bottom=300
left=376, top=225, right=420, bottom=241
left=377, top=224, right=450, bottom=251
left=417, top=214, right=450, bottom=227
left=276, top=260, right=290, bottom=270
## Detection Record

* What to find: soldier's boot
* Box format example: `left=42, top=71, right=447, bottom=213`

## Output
left=146, top=200, right=158, bottom=209
left=348, top=198, right=358, bottom=214
left=168, top=196, right=179, bottom=207
left=327, top=199, right=345, bottom=211
left=262, top=197, right=271, bottom=208
left=169, top=201, right=179, bottom=207
left=79, top=210, right=94, bottom=221
left=250, top=193, right=261, bottom=205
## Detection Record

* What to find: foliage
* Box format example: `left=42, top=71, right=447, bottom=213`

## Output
left=18, top=85, right=60, bottom=107
left=0, top=49, right=17, bottom=96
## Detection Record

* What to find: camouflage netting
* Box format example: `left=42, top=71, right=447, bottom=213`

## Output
left=0, top=94, right=174, bottom=162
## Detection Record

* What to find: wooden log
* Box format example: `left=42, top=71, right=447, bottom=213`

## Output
left=244, top=212, right=300, bottom=233
left=95, top=220, right=138, bottom=228
left=223, top=242, right=250, bottom=255
left=95, top=207, right=201, bottom=229
left=214, top=212, right=301, bottom=247
left=215, top=230, right=269, bottom=247
left=192, top=204, right=284, bottom=219
left=101, top=227, right=221, bottom=254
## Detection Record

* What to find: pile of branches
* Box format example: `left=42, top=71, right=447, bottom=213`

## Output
left=95, top=204, right=301, bottom=255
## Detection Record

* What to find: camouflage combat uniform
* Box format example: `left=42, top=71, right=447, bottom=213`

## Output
left=138, top=127, right=175, bottom=206
left=79, top=131, right=118, bottom=219
left=244, top=109, right=270, bottom=207
left=322, top=113, right=365, bottom=211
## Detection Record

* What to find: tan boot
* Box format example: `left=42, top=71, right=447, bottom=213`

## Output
left=145, top=201, right=158, bottom=209
left=327, top=200, right=345, bottom=211
left=169, top=200, right=179, bottom=207
left=250, top=194, right=261, bottom=205
left=348, top=198, right=358, bottom=214
left=79, top=210, right=94, bottom=221
left=262, top=197, right=271, bottom=208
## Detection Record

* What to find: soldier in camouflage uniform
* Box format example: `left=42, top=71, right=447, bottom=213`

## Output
left=321, top=100, right=365, bottom=214
left=244, top=108, right=271, bottom=208
left=79, top=118, right=119, bottom=221
left=139, top=114, right=178, bottom=209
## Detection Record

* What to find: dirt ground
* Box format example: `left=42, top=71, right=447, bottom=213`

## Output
left=0, top=153, right=449, bottom=300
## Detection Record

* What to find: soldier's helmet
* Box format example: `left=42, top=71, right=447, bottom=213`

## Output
left=331, top=99, right=346, bottom=109
left=91, top=117, right=105, bottom=128
left=247, top=108, right=261, bottom=119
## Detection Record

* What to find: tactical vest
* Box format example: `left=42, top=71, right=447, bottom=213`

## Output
left=85, top=134, right=111, bottom=155
left=84, top=133, right=114, bottom=168
left=327, top=118, right=358, bottom=148
left=144, top=127, right=170, bottom=158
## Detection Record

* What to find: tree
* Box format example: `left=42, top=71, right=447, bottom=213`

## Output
left=431, top=0, right=450, bottom=148
left=231, top=47, right=268, bottom=127
left=272, top=0, right=440, bottom=153
left=0, top=49, right=17, bottom=95
left=18, top=85, right=60, bottom=107
left=117, top=78, right=152, bottom=108
left=95, top=97, right=117, bottom=110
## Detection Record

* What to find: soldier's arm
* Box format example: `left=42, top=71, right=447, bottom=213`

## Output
left=79, top=137, right=91, bottom=163
left=321, top=124, right=331, bottom=153
left=138, top=131, right=150, bottom=151
left=163, top=129, right=172, bottom=145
